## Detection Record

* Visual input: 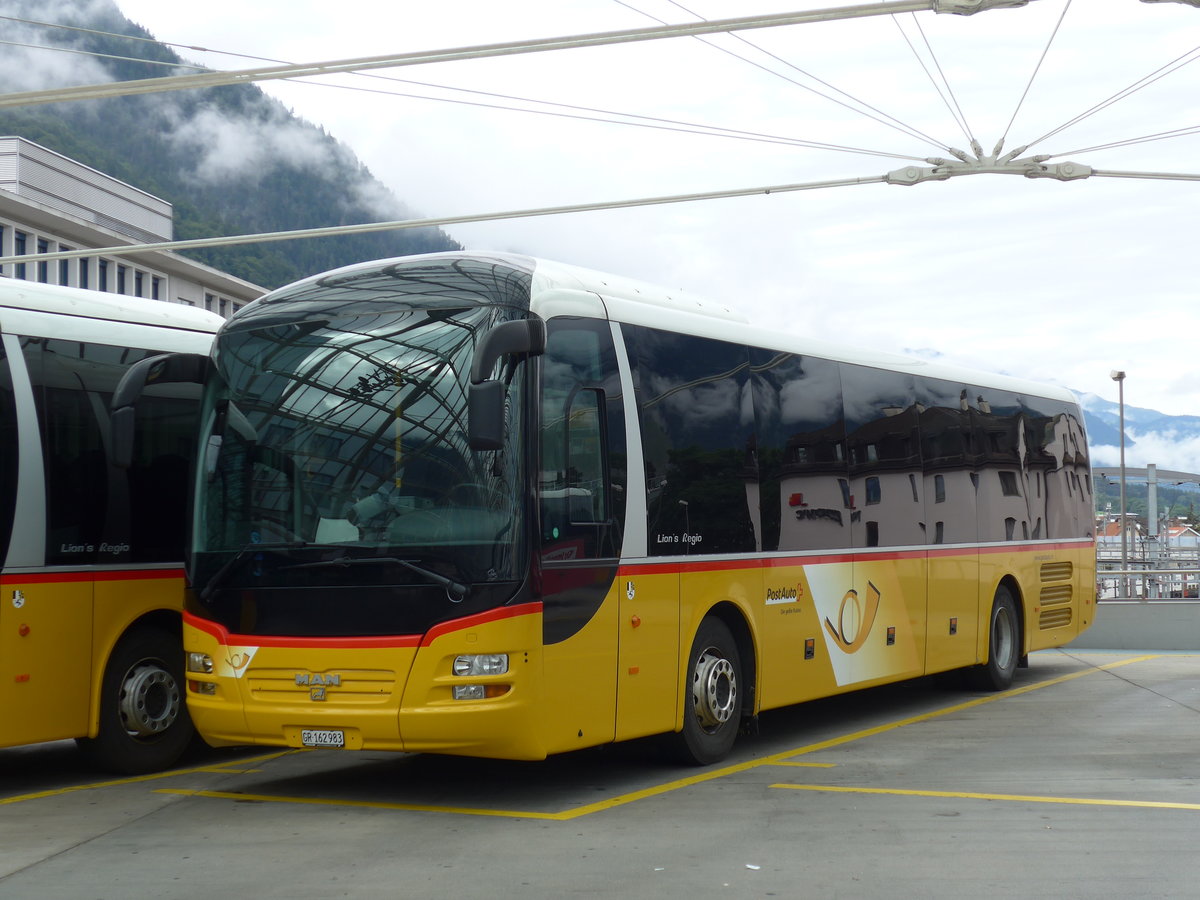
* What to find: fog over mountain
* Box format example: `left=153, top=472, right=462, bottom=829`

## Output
left=0, top=0, right=459, bottom=287
left=1080, top=393, right=1200, bottom=475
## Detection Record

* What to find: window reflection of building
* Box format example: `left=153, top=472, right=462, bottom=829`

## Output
left=610, top=322, right=1091, bottom=559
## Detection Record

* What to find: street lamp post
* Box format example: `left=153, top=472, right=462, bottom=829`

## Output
left=1110, top=370, right=1128, bottom=598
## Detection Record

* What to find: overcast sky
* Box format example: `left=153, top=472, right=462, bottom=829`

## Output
left=94, top=0, right=1200, bottom=462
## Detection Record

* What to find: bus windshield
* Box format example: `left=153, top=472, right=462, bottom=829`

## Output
left=191, top=302, right=531, bottom=636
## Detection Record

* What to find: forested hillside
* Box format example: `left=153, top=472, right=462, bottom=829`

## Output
left=0, top=0, right=459, bottom=288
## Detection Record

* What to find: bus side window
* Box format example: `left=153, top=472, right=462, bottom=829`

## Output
left=539, top=320, right=624, bottom=561
left=0, top=342, right=17, bottom=565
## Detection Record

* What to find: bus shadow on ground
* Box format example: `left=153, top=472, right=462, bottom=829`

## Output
left=191, top=662, right=1078, bottom=814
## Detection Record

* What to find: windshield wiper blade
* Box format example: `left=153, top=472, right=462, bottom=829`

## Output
left=198, top=541, right=308, bottom=601
left=284, top=555, right=469, bottom=601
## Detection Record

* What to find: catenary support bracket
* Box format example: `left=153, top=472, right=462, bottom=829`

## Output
left=886, top=139, right=1094, bottom=184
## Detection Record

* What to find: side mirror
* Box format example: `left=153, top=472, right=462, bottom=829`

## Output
left=111, top=353, right=209, bottom=469
left=468, top=319, right=546, bottom=451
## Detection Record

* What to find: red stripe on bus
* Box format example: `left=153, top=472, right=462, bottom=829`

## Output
left=620, top=540, right=1093, bottom=575
left=183, top=602, right=544, bottom=650
left=0, top=568, right=185, bottom=585
left=419, top=602, right=543, bottom=646
left=183, top=612, right=421, bottom=649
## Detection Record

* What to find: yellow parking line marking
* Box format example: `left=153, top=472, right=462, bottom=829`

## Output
left=7, top=655, right=1157, bottom=817
left=769, top=761, right=837, bottom=768
left=156, top=788, right=568, bottom=820
left=772, top=783, right=1200, bottom=812
left=157, top=656, right=1159, bottom=821
left=0, top=750, right=295, bottom=806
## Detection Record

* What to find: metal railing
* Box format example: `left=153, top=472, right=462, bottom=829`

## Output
left=1096, top=567, right=1200, bottom=602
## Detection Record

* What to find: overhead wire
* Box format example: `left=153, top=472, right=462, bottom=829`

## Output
left=610, top=0, right=954, bottom=154
left=890, top=14, right=974, bottom=147
left=1031, top=43, right=1200, bottom=155
left=998, top=0, right=1074, bottom=149
left=1, top=11, right=923, bottom=163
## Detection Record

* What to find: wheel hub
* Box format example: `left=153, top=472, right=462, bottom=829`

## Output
left=119, top=662, right=182, bottom=740
left=692, top=648, right=737, bottom=731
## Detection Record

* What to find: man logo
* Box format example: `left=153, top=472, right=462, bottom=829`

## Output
left=295, top=673, right=342, bottom=686
left=296, top=673, right=340, bottom=701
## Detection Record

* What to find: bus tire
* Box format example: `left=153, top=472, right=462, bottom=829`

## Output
left=673, top=617, right=742, bottom=766
left=969, top=586, right=1020, bottom=691
left=76, top=626, right=195, bottom=774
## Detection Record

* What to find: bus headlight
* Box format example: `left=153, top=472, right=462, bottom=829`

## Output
left=453, top=653, right=508, bottom=676
left=187, top=652, right=213, bottom=674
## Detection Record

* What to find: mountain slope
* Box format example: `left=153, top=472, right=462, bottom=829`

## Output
left=0, top=0, right=459, bottom=288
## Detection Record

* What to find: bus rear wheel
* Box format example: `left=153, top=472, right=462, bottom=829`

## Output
left=77, top=626, right=195, bottom=774
left=673, top=617, right=742, bottom=766
left=969, top=586, right=1020, bottom=691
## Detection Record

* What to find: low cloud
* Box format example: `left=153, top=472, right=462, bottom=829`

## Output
left=1092, top=431, right=1200, bottom=475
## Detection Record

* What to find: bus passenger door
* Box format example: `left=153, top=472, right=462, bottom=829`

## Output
left=536, top=318, right=628, bottom=755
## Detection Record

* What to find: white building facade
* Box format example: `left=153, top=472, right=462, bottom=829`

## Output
left=0, top=136, right=263, bottom=315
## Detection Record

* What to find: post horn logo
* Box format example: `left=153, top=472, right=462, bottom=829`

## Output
left=824, top=581, right=881, bottom=654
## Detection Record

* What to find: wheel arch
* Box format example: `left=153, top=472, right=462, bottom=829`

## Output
left=995, top=574, right=1028, bottom=658
left=701, top=600, right=758, bottom=718
left=86, top=608, right=182, bottom=737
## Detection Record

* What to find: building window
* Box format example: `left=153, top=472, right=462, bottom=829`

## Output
left=204, top=292, right=215, bottom=312
left=80, top=259, right=90, bottom=290
left=934, top=474, right=946, bottom=503
left=58, top=246, right=72, bottom=286
left=14, top=230, right=27, bottom=279
left=117, top=264, right=127, bottom=294
left=865, top=476, right=881, bottom=505
left=37, top=238, right=49, bottom=283
left=99, top=259, right=109, bottom=291
left=151, top=276, right=161, bottom=300
left=998, top=471, right=1020, bottom=496
left=135, top=270, right=144, bottom=297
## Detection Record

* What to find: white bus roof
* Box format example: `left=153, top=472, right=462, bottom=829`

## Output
left=260, top=251, right=1079, bottom=406
left=0, top=278, right=224, bottom=333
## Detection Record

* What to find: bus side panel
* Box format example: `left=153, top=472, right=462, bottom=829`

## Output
left=87, top=571, right=185, bottom=736
left=0, top=576, right=92, bottom=747
left=925, top=549, right=981, bottom=674
left=615, top=568, right=678, bottom=742
left=977, top=543, right=1091, bottom=661
left=807, top=556, right=924, bottom=691
left=758, top=561, right=841, bottom=710
left=676, top=565, right=761, bottom=725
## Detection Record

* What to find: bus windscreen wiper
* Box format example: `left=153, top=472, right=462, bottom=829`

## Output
left=197, top=541, right=310, bottom=601
left=283, top=555, right=469, bottom=601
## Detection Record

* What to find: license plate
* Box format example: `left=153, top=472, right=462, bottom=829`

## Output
left=301, top=728, right=345, bottom=748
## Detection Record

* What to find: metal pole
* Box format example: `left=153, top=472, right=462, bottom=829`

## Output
left=1111, top=371, right=1128, bottom=598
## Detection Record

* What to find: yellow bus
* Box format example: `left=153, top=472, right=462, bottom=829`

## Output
left=121, top=252, right=1094, bottom=765
left=0, top=278, right=222, bottom=772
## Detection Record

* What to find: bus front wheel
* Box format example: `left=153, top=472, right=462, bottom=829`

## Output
left=77, top=626, right=195, bottom=774
left=969, top=586, right=1020, bottom=691
left=673, top=617, right=742, bottom=766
